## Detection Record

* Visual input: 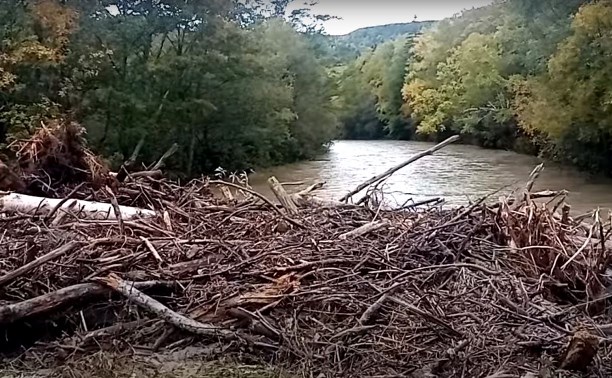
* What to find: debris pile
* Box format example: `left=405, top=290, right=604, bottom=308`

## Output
left=0, top=132, right=610, bottom=377
left=1, top=120, right=116, bottom=196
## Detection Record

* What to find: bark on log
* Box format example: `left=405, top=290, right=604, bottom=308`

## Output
left=98, top=274, right=236, bottom=339
left=130, top=170, right=163, bottom=179
left=151, top=143, right=178, bottom=171
left=339, top=221, right=388, bottom=240
left=340, top=135, right=460, bottom=202
left=0, top=192, right=156, bottom=220
left=292, top=195, right=351, bottom=208
left=0, top=241, right=81, bottom=287
left=220, top=186, right=235, bottom=201
left=0, top=281, right=172, bottom=324
left=559, top=330, right=599, bottom=371
left=268, top=176, right=298, bottom=215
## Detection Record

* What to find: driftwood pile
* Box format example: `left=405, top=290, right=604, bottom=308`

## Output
left=0, top=120, right=116, bottom=196
left=0, top=132, right=610, bottom=377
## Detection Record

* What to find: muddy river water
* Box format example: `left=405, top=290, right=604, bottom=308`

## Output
left=248, top=140, right=612, bottom=214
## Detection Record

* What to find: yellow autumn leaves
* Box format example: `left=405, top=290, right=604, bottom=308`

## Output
left=1, top=0, right=78, bottom=90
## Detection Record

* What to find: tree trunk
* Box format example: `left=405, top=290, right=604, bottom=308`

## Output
left=0, top=192, right=156, bottom=220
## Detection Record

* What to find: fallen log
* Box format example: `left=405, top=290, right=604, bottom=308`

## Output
left=0, top=281, right=175, bottom=324
left=340, top=135, right=460, bottom=202
left=98, top=274, right=237, bottom=339
left=0, top=191, right=157, bottom=220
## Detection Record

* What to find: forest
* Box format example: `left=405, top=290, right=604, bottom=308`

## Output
left=0, top=0, right=338, bottom=175
left=338, top=0, right=612, bottom=175
left=1, top=0, right=612, bottom=176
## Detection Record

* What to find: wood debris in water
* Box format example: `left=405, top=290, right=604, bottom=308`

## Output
left=0, top=173, right=609, bottom=377
left=0, top=132, right=610, bottom=377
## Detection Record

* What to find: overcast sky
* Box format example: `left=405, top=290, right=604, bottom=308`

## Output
left=293, top=0, right=494, bottom=35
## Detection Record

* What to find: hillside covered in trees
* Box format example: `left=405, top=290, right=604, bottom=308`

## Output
left=321, top=21, right=434, bottom=64
left=336, top=0, right=612, bottom=175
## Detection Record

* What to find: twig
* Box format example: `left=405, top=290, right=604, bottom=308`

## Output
left=105, top=185, right=124, bottom=234
left=388, top=295, right=462, bottom=337
left=140, top=236, right=164, bottom=264
left=45, top=182, right=86, bottom=221
left=561, top=221, right=595, bottom=270
left=359, top=293, right=392, bottom=325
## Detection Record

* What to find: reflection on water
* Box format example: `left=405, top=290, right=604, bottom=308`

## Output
left=249, top=140, right=612, bottom=214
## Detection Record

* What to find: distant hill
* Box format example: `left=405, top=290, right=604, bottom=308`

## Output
left=314, top=21, right=435, bottom=64
left=336, top=21, right=435, bottom=50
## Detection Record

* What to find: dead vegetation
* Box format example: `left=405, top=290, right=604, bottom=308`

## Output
left=1, top=120, right=116, bottom=196
left=0, top=129, right=611, bottom=377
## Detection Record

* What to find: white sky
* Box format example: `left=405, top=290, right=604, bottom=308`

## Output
left=295, top=0, right=494, bottom=35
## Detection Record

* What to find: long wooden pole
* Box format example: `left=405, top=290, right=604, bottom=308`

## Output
left=0, top=281, right=172, bottom=324
left=339, top=135, right=460, bottom=202
left=0, top=192, right=157, bottom=220
left=0, top=241, right=81, bottom=287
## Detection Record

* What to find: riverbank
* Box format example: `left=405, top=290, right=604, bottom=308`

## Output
left=0, top=131, right=611, bottom=377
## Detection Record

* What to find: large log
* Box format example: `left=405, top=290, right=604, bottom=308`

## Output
left=0, top=281, right=173, bottom=324
left=0, top=192, right=156, bottom=220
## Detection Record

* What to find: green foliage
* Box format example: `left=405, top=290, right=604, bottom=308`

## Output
left=5, top=0, right=612, bottom=176
left=400, top=0, right=606, bottom=159
left=516, top=1, right=612, bottom=174
left=334, top=0, right=612, bottom=175
left=335, top=37, right=417, bottom=140
left=0, top=0, right=338, bottom=175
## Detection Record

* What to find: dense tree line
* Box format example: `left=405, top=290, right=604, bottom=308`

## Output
left=4, top=0, right=612, bottom=177
left=337, top=0, right=612, bottom=175
left=0, top=0, right=337, bottom=175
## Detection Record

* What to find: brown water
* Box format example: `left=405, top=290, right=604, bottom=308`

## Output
left=249, top=140, right=612, bottom=214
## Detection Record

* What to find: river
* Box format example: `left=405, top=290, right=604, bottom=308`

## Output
left=248, top=140, right=612, bottom=215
